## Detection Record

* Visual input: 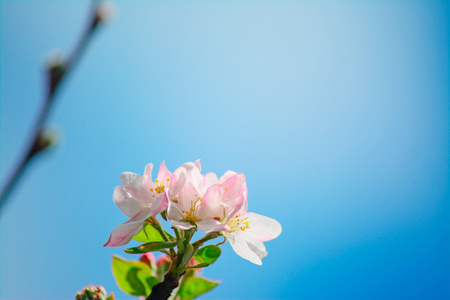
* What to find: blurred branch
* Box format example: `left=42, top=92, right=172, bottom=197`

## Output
left=0, top=1, right=113, bottom=213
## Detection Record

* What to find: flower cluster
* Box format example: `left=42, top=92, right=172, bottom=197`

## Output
left=104, top=160, right=281, bottom=265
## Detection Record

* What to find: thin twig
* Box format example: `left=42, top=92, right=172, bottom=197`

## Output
left=0, top=1, right=108, bottom=213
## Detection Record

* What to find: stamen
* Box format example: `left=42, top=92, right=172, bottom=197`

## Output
left=227, top=214, right=250, bottom=232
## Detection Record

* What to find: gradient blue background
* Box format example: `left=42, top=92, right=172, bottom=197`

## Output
left=1, top=1, right=449, bottom=299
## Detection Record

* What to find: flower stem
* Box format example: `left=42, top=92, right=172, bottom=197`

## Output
left=192, top=232, right=221, bottom=249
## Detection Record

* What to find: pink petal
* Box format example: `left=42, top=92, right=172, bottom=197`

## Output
left=171, top=162, right=195, bottom=195
left=199, top=172, right=219, bottom=195
left=221, top=173, right=247, bottom=204
left=223, top=195, right=245, bottom=223
left=156, top=161, right=172, bottom=182
left=197, top=217, right=227, bottom=233
left=113, top=186, right=147, bottom=218
left=104, top=207, right=153, bottom=247
left=219, top=170, right=237, bottom=183
left=246, top=212, right=282, bottom=242
left=177, top=181, right=200, bottom=212
left=151, top=193, right=168, bottom=216
left=197, top=184, right=222, bottom=219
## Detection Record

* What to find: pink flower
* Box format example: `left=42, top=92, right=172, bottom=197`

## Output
left=167, top=161, right=247, bottom=233
left=104, top=162, right=191, bottom=247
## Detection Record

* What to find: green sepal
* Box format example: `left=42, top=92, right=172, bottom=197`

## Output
left=193, top=245, right=221, bottom=265
left=176, top=277, right=220, bottom=300
left=111, top=256, right=159, bottom=296
left=161, top=209, right=168, bottom=221
left=125, top=239, right=185, bottom=254
left=178, top=243, right=194, bottom=269
left=133, top=223, right=165, bottom=243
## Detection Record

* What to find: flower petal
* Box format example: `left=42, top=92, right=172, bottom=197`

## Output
left=199, top=172, right=219, bottom=195
left=143, top=163, right=153, bottom=181
left=120, top=172, right=144, bottom=189
left=219, top=170, right=237, bottom=183
left=188, top=162, right=204, bottom=189
left=170, top=219, right=196, bottom=230
left=246, top=212, right=282, bottom=242
left=197, top=184, right=222, bottom=219
left=119, top=172, right=153, bottom=204
left=221, top=173, right=247, bottom=204
left=170, top=162, right=195, bottom=196
left=167, top=199, right=185, bottom=222
left=104, top=207, right=153, bottom=247
left=227, top=231, right=267, bottom=265
left=113, top=186, right=147, bottom=218
left=156, top=161, right=172, bottom=182
left=197, top=217, right=227, bottom=233
left=176, top=181, right=201, bottom=212
left=151, top=193, right=168, bottom=216
left=194, top=159, right=201, bottom=172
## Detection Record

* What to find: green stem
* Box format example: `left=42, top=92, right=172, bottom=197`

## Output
left=192, top=232, right=221, bottom=249
left=173, top=227, right=182, bottom=241
left=150, top=216, right=170, bottom=242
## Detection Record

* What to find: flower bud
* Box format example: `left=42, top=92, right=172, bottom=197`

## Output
left=29, top=128, right=58, bottom=159
left=156, top=255, right=171, bottom=280
left=139, top=252, right=156, bottom=269
left=91, top=2, right=115, bottom=29
left=45, top=51, right=66, bottom=96
left=75, top=285, right=107, bottom=300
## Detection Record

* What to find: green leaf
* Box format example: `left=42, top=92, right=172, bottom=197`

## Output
left=186, top=263, right=210, bottom=269
left=111, top=256, right=159, bottom=296
left=177, top=277, right=219, bottom=300
left=133, top=223, right=165, bottom=243
left=193, top=245, right=221, bottom=265
left=125, top=239, right=185, bottom=254
left=105, top=293, right=115, bottom=300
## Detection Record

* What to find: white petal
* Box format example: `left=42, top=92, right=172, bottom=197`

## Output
left=120, top=172, right=144, bottom=189
left=246, top=212, right=282, bottom=242
left=197, top=217, right=227, bottom=233
left=143, top=163, right=153, bottom=181
left=167, top=201, right=185, bottom=222
left=170, top=219, right=196, bottom=230
left=113, top=186, right=147, bottom=218
left=227, top=232, right=266, bottom=265
left=194, top=159, right=202, bottom=172
left=119, top=172, right=153, bottom=205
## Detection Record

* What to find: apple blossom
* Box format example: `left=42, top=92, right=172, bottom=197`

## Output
left=167, top=162, right=247, bottom=233
left=104, top=162, right=192, bottom=247
left=224, top=209, right=282, bottom=265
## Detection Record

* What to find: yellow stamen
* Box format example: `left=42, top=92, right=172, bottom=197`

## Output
left=183, top=197, right=202, bottom=223
left=227, top=214, right=250, bottom=232
left=154, top=178, right=170, bottom=194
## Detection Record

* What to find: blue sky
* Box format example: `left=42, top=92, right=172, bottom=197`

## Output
left=1, top=1, right=449, bottom=299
